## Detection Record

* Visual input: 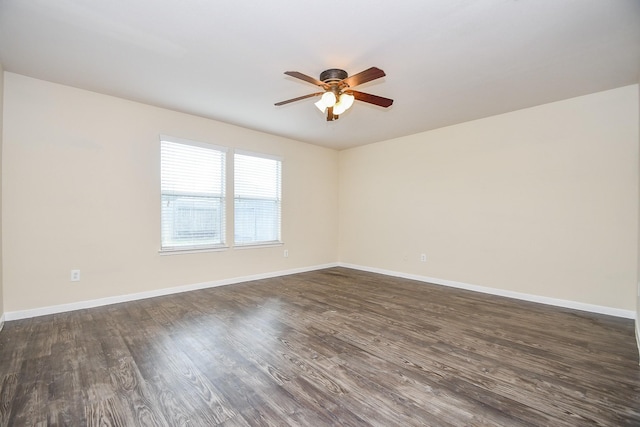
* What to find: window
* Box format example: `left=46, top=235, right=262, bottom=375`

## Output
left=234, top=151, right=282, bottom=246
left=160, top=136, right=226, bottom=251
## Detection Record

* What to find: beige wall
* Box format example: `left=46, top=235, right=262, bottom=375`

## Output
left=0, top=65, right=4, bottom=323
left=2, top=73, right=339, bottom=312
left=637, top=81, right=640, bottom=352
left=339, top=85, right=639, bottom=311
left=2, top=72, right=638, bottom=317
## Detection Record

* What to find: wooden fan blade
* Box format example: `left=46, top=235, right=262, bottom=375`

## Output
left=349, top=90, right=394, bottom=108
left=342, top=67, right=386, bottom=88
left=284, top=71, right=328, bottom=88
left=274, top=92, right=323, bottom=106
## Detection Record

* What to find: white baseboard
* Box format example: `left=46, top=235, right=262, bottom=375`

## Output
left=339, top=263, right=636, bottom=320
left=3, top=261, right=635, bottom=322
left=4, top=262, right=339, bottom=321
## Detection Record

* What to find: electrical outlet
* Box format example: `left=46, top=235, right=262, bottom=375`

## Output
left=284, top=249, right=289, bottom=258
left=420, top=254, right=427, bottom=262
left=71, top=270, right=81, bottom=282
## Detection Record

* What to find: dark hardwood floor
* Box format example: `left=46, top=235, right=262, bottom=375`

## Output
left=0, top=267, right=638, bottom=426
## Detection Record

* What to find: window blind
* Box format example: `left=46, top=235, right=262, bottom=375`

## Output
left=160, top=137, right=226, bottom=251
left=234, top=152, right=282, bottom=245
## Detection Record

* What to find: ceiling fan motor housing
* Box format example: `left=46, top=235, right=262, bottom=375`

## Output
left=320, top=69, right=348, bottom=84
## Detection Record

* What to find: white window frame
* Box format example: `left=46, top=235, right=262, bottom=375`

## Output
left=159, top=135, right=228, bottom=253
left=233, top=150, right=283, bottom=247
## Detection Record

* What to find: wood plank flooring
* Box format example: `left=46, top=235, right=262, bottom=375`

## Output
left=0, top=267, right=638, bottom=426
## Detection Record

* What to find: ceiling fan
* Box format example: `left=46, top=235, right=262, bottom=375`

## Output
left=275, top=67, right=393, bottom=121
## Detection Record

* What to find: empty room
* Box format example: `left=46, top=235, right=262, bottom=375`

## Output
left=0, top=1, right=639, bottom=426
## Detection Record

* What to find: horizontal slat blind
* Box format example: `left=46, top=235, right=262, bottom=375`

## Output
left=234, top=152, right=281, bottom=245
left=161, top=138, right=226, bottom=250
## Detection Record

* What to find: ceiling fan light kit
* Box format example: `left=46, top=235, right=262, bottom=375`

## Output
left=275, top=67, right=393, bottom=121
left=315, top=92, right=355, bottom=115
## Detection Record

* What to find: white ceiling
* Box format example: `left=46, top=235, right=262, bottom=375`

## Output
left=0, top=0, right=639, bottom=150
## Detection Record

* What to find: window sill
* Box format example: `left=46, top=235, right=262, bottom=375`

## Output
left=159, top=246, right=229, bottom=256
left=233, top=242, right=284, bottom=250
